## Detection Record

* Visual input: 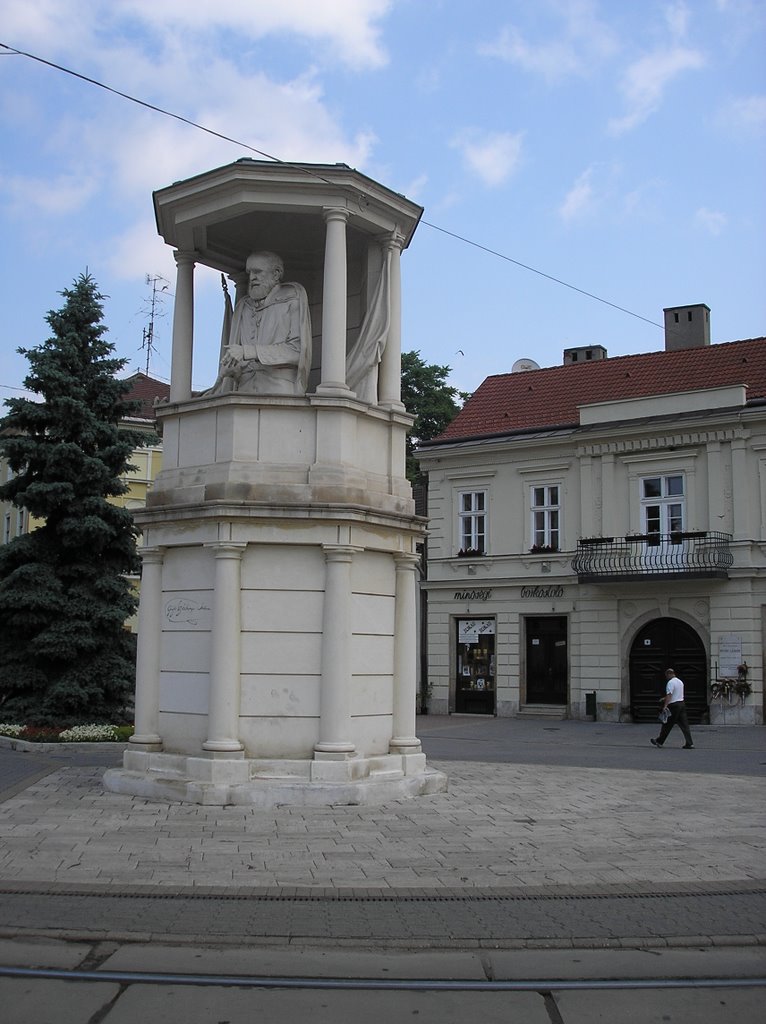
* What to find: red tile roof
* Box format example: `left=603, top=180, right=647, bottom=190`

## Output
left=431, top=338, right=766, bottom=443
left=122, top=372, right=170, bottom=421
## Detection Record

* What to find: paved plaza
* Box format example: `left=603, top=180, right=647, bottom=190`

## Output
left=0, top=716, right=764, bottom=946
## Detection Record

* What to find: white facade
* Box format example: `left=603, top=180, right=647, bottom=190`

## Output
left=418, top=361, right=766, bottom=726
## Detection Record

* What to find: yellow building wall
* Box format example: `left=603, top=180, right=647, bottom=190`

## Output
left=1, top=441, right=163, bottom=632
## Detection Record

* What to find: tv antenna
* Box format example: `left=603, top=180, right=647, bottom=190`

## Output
left=140, top=274, right=170, bottom=375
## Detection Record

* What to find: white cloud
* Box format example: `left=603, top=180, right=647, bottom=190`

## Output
left=664, top=1, right=692, bottom=37
left=0, top=172, right=97, bottom=216
left=101, top=64, right=378, bottom=200
left=717, top=94, right=766, bottom=134
left=402, top=173, right=429, bottom=201
left=121, top=0, right=393, bottom=69
left=105, top=218, right=177, bottom=283
left=2, top=0, right=392, bottom=70
left=559, top=166, right=668, bottom=225
left=559, top=168, right=596, bottom=223
left=479, top=0, right=618, bottom=82
left=0, top=0, right=385, bottom=294
left=451, top=130, right=524, bottom=187
left=622, top=178, right=665, bottom=220
left=694, top=207, right=728, bottom=235
left=609, top=46, right=705, bottom=134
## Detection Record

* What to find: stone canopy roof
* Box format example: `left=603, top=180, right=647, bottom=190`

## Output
left=428, top=338, right=766, bottom=444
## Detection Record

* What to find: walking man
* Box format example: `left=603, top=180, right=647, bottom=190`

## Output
left=651, top=668, right=694, bottom=748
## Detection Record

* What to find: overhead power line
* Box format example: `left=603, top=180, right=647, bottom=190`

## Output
left=420, top=221, right=664, bottom=330
left=1, top=43, right=283, bottom=163
left=1, top=41, right=664, bottom=332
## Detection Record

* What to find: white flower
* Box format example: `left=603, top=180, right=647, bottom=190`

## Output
left=58, top=724, right=118, bottom=743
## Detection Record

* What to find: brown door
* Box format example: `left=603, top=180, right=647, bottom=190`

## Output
left=629, top=618, right=707, bottom=722
left=525, top=616, right=567, bottom=704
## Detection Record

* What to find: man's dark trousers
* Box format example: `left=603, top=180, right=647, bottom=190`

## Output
left=657, top=700, right=693, bottom=746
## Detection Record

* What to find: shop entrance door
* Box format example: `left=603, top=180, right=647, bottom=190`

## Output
left=455, top=618, right=495, bottom=714
left=525, top=616, right=568, bottom=704
left=629, top=618, right=707, bottom=723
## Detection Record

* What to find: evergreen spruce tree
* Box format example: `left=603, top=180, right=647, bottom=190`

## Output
left=0, top=273, right=149, bottom=725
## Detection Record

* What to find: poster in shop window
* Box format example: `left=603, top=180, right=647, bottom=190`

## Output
left=458, top=619, right=495, bottom=644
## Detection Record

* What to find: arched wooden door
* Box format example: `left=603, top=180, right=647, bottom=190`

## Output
left=629, top=618, right=707, bottom=723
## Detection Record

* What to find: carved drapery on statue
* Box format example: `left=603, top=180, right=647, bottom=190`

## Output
left=345, top=245, right=391, bottom=405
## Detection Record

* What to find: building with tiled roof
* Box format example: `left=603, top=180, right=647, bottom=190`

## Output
left=109, top=372, right=167, bottom=524
left=437, top=337, right=766, bottom=441
left=121, top=370, right=171, bottom=423
left=416, top=308, right=765, bottom=728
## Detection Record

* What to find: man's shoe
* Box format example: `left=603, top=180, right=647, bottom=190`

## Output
left=650, top=738, right=663, bottom=747
left=682, top=744, right=694, bottom=749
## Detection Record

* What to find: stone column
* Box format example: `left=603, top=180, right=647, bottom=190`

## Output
left=390, top=553, right=421, bottom=753
left=378, top=232, right=405, bottom=409
left=317, top=207, right=351, bottom=396
left=314, top=546, right=357, bottom=755
left=170, top=251, right=195, bottom=403
left=129, top=546, right=165, bottom=748
left=203, top=542, right=246, bottom=753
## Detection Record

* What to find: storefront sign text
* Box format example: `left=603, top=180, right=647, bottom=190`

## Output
left=520, top=585, right=565, bottom=599
left=453, top=589, right=492, bottom=601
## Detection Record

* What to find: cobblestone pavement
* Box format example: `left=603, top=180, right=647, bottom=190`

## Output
left=0, top=719, right=764, bottom=947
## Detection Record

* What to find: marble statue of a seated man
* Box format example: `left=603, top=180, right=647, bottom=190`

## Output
left=210, top=251, right=312, bottom=396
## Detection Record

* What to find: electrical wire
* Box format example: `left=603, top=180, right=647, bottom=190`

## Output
left=420, top=221, right=664, bottom=329
left=1, top=41, right=664, bottom=332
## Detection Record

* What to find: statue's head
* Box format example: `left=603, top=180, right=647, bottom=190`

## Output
left=246, top=251, right=284, bottom=300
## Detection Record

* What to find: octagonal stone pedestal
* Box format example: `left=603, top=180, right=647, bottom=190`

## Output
left=103, top=160, right=447, bottom=806
left=105, top=750, right=446, bottom=808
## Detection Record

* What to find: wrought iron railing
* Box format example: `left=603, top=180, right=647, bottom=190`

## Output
left=571, top=531, right=733, bottom=582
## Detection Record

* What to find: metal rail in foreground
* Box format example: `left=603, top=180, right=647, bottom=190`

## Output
left=0, top=965, right=764, bottom=991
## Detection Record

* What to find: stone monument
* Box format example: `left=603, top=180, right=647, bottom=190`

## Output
left=104, top=160, right=447, bottom=806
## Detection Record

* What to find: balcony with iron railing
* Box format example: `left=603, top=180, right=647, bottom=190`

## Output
left=571, top=531, right=733, bottom=582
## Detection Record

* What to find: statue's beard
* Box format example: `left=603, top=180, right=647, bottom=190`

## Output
left=249, top=284, right=272, bottom=301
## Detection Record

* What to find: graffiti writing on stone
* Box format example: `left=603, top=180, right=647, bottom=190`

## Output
left=164, top=597, right=212, bottom=627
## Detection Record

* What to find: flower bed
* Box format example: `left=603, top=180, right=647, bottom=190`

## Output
left=0, top=723, right=133, bottom=743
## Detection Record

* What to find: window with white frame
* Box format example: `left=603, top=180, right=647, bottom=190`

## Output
left=458, top=489, right=486, bottom=554
left=641, top=474, right=684, bottom=539
left=530, top=485, right=560, bottom=551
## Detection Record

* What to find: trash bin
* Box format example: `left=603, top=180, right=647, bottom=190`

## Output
left=585, top=691, right=597, bottom=720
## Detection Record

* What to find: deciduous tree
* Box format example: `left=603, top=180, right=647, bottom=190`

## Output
left=401, top=350, right=467, bottom=481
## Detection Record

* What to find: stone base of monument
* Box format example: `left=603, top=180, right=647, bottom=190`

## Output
left=103, top=750, right=448, bottom=807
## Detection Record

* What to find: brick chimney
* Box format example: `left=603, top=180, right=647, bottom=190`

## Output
left=563, top=345, right=607, bottom=365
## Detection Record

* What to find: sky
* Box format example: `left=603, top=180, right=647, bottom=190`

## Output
left=1, top=0, right=764, bottom=402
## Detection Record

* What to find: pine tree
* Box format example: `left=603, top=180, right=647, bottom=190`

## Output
left=0, top=273, right=150, bottom=725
